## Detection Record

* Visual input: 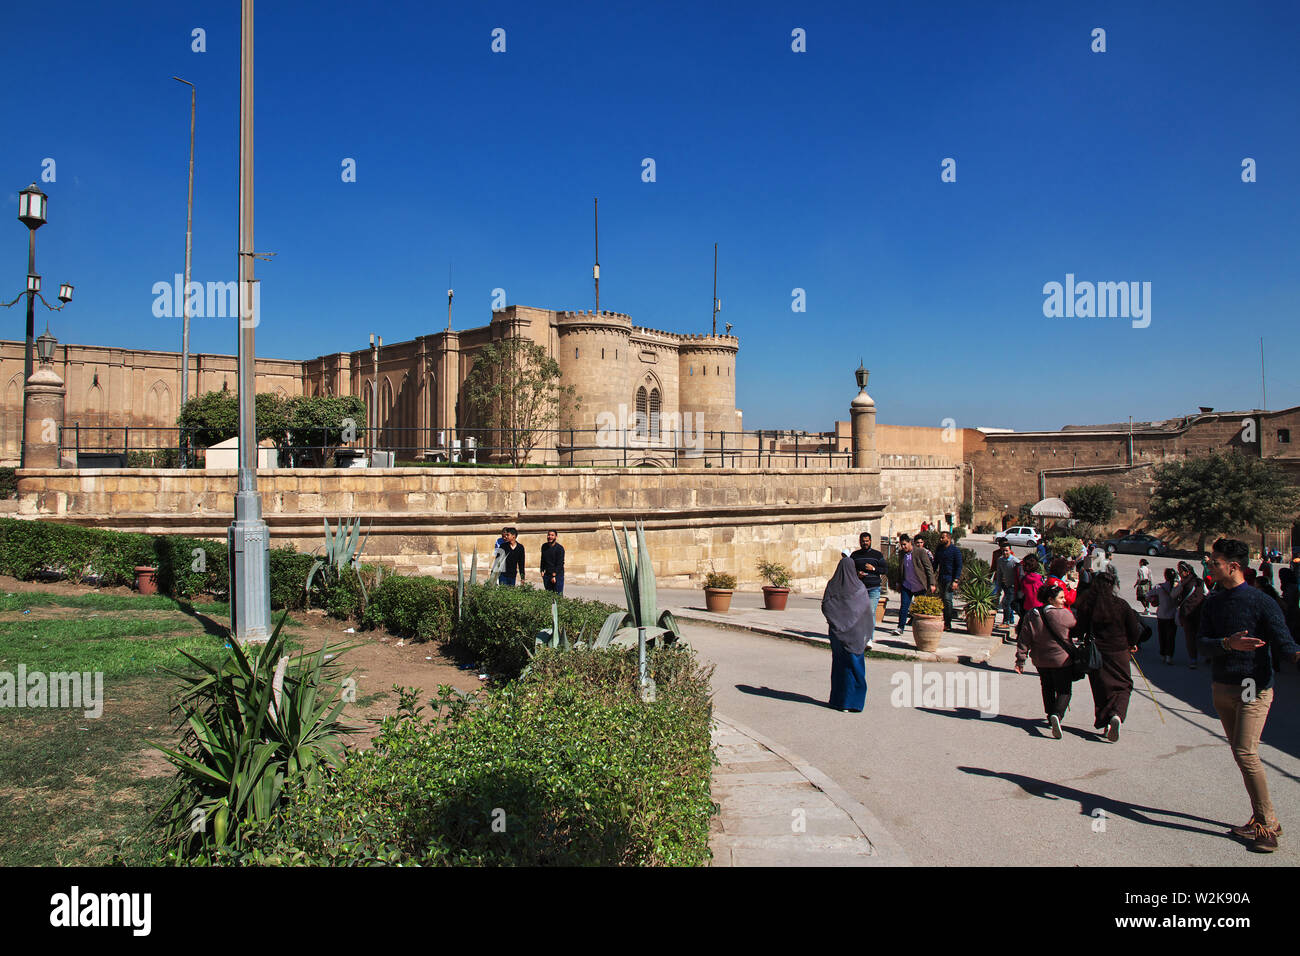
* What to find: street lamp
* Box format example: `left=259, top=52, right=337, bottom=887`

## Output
left=36, top=324, right=57, bottom=365
left=3, top=183, right=73, bottom=467
left=174, top=76, right=196, bottom=469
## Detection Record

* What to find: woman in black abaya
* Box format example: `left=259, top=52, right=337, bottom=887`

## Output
left=822, top=553, right=872, bottom=712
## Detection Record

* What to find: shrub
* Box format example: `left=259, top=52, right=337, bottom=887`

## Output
left=952, top=526, right=967, bottom=543
left=1046, top=536, right=1082, bottom=562
left=454, top=585, right=621, bottom=678
left=910, top=594, right=945, bottom=616
left=234, top=646, right=715, bottom=867
left=0, top=467, right=16, bottom=499
left=756, top=560, right=791, bottom=588
left=959, top=502, right=974, bottom=526
left=269, top=548, right=316, bottom=610
left=151, top=614, right=357, bottom=863
left=961, top=556, right=991, bottom=586
left=362, top=574, right=456, bottom=641
left=974, top=521, right=997, bottom=534
left=155, top=536, right=229, bottom=600
left=0, top=519, right=152, bottom=585
left=704, top=571, right=737, bottom=589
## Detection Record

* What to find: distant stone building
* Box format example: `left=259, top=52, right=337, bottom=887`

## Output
left=0, top=305, right=740, bottom=465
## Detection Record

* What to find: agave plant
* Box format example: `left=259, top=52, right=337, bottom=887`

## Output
left=520, top=601, right=591, bottom=677
left=306, top=516, right=370, bottom=607
left=149, top=612, right=359, bottom=860
left=593, top=519, right=684, bottom=650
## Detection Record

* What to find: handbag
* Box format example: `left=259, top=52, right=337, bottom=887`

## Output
left=1046, top=612, right=1099, bottom=681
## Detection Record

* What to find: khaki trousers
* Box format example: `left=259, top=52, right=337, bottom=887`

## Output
left=1212, top=682, right=1276, bottom=825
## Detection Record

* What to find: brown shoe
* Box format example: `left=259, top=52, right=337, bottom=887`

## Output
left=1246, top=821, right=1280, bottom=852
left=1230, top=816, right=1283, bottom=839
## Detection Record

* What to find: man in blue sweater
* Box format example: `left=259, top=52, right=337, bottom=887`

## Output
left=1197, top=537, right=1300, bottom=853
left=933, top=530, right=964, bottom=630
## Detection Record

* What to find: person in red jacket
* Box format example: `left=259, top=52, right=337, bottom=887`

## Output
left=1046, top=557, right=1077, bottom=608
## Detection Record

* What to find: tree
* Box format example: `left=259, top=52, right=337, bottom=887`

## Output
left=178, top=391, right=365, bottom=467
left=463, top=337, right=578, bottom=466
left=178, top=390, right=288, bottom=449
left=1062, top=483, right=1116, bottom=526
left=1147, top=452, right=1299, bottom=553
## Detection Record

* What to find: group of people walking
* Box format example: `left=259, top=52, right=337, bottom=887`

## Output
left=818, top=526, right=1300, bottom=853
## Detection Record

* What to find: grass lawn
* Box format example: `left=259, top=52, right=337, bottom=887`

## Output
left=0, top=590, right=269, bottom=865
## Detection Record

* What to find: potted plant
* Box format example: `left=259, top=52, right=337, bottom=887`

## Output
left=135, top=565, right=159, bottom=595
left=959, top=573, right=997, bottom=637
left=756, top=559, right=791, bottom=611
left=908, top=594, right=945, bottom=653
left=703, top=570, right=737, bottom=613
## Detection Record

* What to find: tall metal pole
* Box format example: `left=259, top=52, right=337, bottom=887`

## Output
left=712, top=242, right=718, bottom=336
left=229, top=0, right=271, bottom=643
left=1260, top=337, right=1266, bottom=411
left=593, top=197, right=599, bottom=314
left=174, top=77, right=196, bottom=467
left=20, top=230, right=36, bottom=467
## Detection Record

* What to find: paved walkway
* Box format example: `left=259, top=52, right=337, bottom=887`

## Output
left=710, top=713, right=910, bottom=866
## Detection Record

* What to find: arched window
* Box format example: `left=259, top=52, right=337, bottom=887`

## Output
left=634, top=386, right=648, bottom=438
left=649, top=388, right=661, bottom=440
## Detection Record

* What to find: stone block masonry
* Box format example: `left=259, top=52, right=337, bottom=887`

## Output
left=15, top=466, right=886, bottom=591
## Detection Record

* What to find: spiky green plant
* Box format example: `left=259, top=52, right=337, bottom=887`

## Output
left=593, top=519, right=684, bottom=650
left=149, top=612, right=358, bottom=861
left=306, top=516, right=370, bottom=607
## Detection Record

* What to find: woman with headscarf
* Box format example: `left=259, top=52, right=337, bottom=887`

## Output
left=1174, top=561, right=1206, bottom=670
left=1070, top=570, right=1146, bottom=741
left=1014, top=581, right=1079, bottom=739
left=1046, top=557, right=1076, bottom=607
left=822, top=552, right=872, bottom=712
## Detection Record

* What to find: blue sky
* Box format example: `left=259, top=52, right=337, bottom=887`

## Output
left=3, top=0, right=1298, bottom=431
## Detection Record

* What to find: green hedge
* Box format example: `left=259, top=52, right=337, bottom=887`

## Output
left=0, top=518, right=308, bottom=610
left=0, top=467, right=16, bottom=500
left=361, top=574, right=456, bottom=641
left=454, top=584, right=622, bottom=678
left=233, top=645, right=716, bottom=866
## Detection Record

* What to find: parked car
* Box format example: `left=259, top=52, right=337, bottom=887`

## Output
left=1103, top=533, right=1168, bottom=556
left=1001, top=526, right=1042, bottom=548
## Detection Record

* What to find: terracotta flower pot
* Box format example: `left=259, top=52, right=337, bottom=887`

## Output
left=875, top=595, right=888, bottom=624
left=761, top=586, right=790, bottom=611
left=704, top=587, right=733, bottom=613
left=135, top=566, right=158, bottom=595
left=965, top=610, right=996, bottom=636
left=911, top=613, right=944, bottom=652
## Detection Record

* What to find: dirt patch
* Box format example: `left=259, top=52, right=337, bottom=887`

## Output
left=0, top=574, right=157, bottom=601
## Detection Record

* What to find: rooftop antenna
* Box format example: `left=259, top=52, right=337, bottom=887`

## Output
left=712, top=242, right=719, bottom=335
left=593, top=197, right=600, bottom=315
left=1261, top=336, right=1267, bottom=411
left=446, top=260, right=453, bottom=331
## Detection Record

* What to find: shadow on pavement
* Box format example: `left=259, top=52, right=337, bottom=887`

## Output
left=734, top=683, right=834, bottom=709
left=958, top=766, right=1232, bottom=836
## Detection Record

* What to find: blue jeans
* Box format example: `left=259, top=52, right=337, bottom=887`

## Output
left=499, top=573, right=517, bottom=586
left=1000, top=587, right=1017, bottom=625
left=898, top=588, right=916, bottom=631
left=543, top=572, right=564, bottom=594
left=865, top=586, right=880, bottom=645
left=940, top=580, right=957, bottom=627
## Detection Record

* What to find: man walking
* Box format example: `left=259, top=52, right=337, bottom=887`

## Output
left=1198, top=537, right=1300, bottom=852
left=995, top=541, right=1020, bottom=626
left=540, top=529, right=565, bottom=594
left=934, top=530, right=964, bottom=631
left=499, top=527, right=525, bottom=586
left=894, top=533, right=937, bottom=635
left=851, top=531, right=886, bottom=648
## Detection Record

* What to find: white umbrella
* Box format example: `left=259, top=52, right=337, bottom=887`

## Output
left=1030, top=497, right=1072, bottom=519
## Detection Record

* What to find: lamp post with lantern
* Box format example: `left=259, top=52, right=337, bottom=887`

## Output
left=3, top=184, right=74, bottom=467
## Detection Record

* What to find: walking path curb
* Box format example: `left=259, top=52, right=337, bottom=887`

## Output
left=675, top=609, right=1003, bottom=666
left=710, top=711, right=912, bottom=866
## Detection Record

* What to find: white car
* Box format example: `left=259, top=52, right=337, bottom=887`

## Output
left=1000, top=526, right=1042, bottom=548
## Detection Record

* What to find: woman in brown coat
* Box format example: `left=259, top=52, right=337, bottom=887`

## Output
left=1014, top=582, right=1078, bottom=739
left=1070, top=570, right=1146, bottom=741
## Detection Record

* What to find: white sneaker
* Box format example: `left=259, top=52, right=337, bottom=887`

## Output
left=892, top=627, right=904, bottom=636
left=1049, top=714, right=1062, bottom=739
left=1106, top=715, right=1121, bottom=742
